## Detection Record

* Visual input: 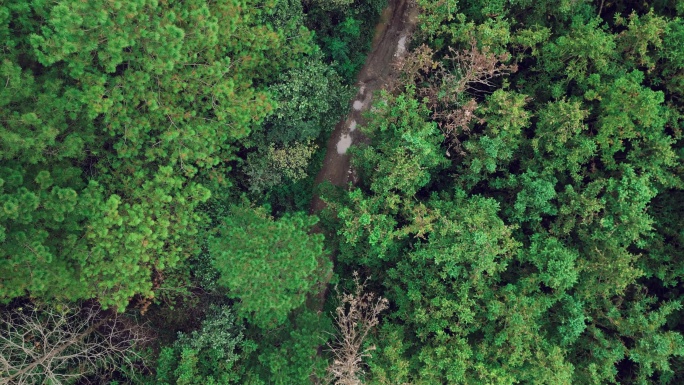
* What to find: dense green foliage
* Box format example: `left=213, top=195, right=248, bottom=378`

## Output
left=209, top=204, right=328, bottom=328
left=0, top=0, right=357, bottom=380
left=306, top=0, right=388, bottom=81
left=0, top=0, right=315, bottom=308
left=243, top=58, right=350, bottom=196
left=3, top=0, right=684, bottom=384
left=154, top=305, right=245, bottom=385
left=239, top=307, right=332, bottom=384
left=319, top=1, right=684, bottom=383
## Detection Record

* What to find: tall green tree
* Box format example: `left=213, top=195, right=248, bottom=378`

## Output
left=0, top=0, right=315, bottom=308
left=209, top=204, right=329, bottom=328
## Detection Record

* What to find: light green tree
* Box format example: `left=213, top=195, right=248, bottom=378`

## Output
left=209, top=204, right=329, bottom=328
left=0, top=0, right=316, bottom=308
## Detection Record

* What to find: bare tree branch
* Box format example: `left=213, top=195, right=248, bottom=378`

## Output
left=394, top=41, right=517, bottom=153
left=325, top=272, right=389, bottom=385
left=0, top=303, right=149, bottom=385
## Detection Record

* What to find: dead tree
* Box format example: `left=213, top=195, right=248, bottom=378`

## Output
left=0, top=303, right=148, bottom=385
left=326, top=273, right=389, bottom=385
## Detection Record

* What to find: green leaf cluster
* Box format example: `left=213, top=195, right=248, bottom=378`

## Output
left=0, top=0, right=316, bottom=308
left=154, top=305, right=246, bottom=385
left=209, top=204, right=329, bottom=328
left=323, top=1, right=684, bottom=379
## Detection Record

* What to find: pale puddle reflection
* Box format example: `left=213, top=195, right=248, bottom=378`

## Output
left=336, top=133, right=352, bottom=154
left=395, top=35, right=407, bottom=57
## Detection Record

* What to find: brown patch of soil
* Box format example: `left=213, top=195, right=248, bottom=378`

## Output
left=306, top=0, right=419, bottom=318
left=310, top=0, right=419, bottom=214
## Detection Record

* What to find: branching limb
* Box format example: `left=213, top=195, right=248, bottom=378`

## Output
left=326, top=272, right=389, bottom=385
left=394, top=41, right=517, bottom=152
left=0, top=303, right=149, bottom=385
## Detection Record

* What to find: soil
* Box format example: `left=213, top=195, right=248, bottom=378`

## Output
left=305, top=1, right=420, bottom=377
left=309, top=0, right=419, bottom=214
left=306, top=0, right=419, bottom=371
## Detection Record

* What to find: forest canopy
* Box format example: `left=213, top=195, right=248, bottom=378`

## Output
left=1, top=0, right=684, bottom=384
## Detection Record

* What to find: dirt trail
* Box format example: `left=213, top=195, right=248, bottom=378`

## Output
left=309, top=0, right=419, bottom=214
left=306, top=0, right=419, bottom=371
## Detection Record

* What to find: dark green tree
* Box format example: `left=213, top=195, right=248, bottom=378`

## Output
left=154, top=305, right=245, bottom=385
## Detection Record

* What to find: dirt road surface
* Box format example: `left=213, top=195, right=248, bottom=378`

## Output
left=306, top=2, right=419, bottom=369
left=309, top=0, right=419, bottom=214
left=306, top=0, right=419, bottom=373
left=306, top=0, right=420, bottom=378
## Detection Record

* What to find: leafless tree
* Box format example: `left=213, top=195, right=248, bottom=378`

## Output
left=441, top=41, right=518, bottom=95
left=325, top=272, right=389, bottom=385
left=0, top=303, right=148, bottom=385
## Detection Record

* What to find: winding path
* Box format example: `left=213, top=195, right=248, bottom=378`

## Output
left=309, top=0, right=419, bottom=214
left=306, top=0, right=420, bottom=376
left=306, top=1, right=420, bottom=378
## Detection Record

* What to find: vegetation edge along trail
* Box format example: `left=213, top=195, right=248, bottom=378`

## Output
left=308, top=0, right=419, bottom=309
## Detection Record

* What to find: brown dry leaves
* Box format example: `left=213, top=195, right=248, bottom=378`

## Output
left=393, top=40, right=517, bottom=153
left=325, top=272, right=389, bottom=385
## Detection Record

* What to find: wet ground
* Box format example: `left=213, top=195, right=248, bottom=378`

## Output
left=306, top=0, right=420, bottom=368
left=309, top=0, right=419, bottom=214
